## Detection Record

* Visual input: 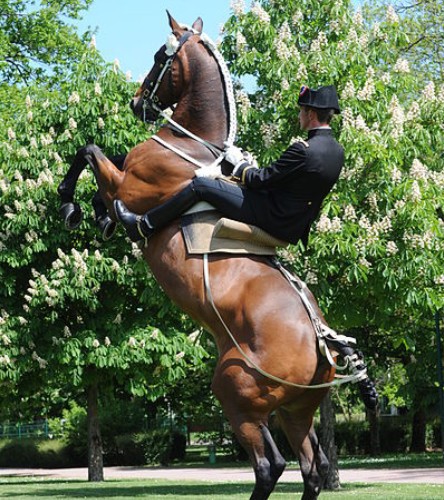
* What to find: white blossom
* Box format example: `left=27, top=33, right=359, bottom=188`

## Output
left=128, top=337, right=137, bottom=347
left=310, top=31, right=328, bottom=52
left=357, top=79, right=375, bottom=101
left=394, top=58, right=410, bottom=73
left=292, top=10, right=303, bottom=27
left=0, top=355, right=11, bottom=365
left=260, top=122, right=279, bottom=148
left=175, top=351, right=185, bottom=361
left=381, top=72, right=391, bottom=84
left=97, top=117, right=105, bottom=129
left=386, top=241, right=398, bottom=255
left=68, top=91, right=80, bottom=105
left=236, top=32, right=247, bottom=50
left=410, top=180, right=421, bottom=201
left=7, top=128, right=16, bottom=141
left=386, top=5, right=399, bottom=23
left=410, top=159, right=428, bottom=180
left=353, top=9, right=363, bottom=27
left=92, top=339, right=100, bottom=348
left=344, top=204, right=357, bottom=221
left=231, top=0, right=245, bottom=16
left=150, top=329, right=159, bottom=340
left=104, top=336, right=111, bottom=346
left=391, top=166, right=402, bottom=183
left=359, top=257, right=372, bottom=269
left=406, top=101, right=420, bottom=121
left=68, top=117, right=77, bottom=130
left=2, top=334, right=11, bottom=346
left=251, top=3, right=270, bottom=23
left=421, top=81, right=435, bottom=101
left=341, top=81, right=355, bottom=100
left=316, top=214, right=332, bottom=233
left=94, top=82, right=102, bottom=96
left=89, top=35, right=97, bottom=49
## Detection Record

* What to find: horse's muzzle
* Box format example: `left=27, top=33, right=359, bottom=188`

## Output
left=129, top=97, right=159, bottom=123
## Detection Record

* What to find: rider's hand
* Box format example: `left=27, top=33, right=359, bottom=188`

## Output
left=223, top=144, right=246, bottom=167
left=194, top=164, right=221, bottom=179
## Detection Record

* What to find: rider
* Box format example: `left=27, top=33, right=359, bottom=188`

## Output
left=115, top=84, right=378, bottom=410
left=115, top=85, right=343, bottom=247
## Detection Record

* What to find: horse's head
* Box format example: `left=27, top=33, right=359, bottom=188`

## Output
left=130, top=12, right=203, bottom=123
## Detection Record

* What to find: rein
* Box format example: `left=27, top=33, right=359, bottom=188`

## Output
left=143, top=27, right=237, bottom=169
left=203, top=254, right=365, bottom=390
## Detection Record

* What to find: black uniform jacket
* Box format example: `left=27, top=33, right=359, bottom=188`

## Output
left=242, top=128, right=344, bottom=246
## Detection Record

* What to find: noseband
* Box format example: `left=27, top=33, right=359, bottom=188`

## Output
left=141, top=30, right=195, bottom=122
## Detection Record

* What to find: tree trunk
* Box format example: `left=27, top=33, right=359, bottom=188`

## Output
left=319, top=391, right=340, bottom=490
left=87, top=379, right=104, bottom=481
left=368, top=407, right=381, bottom=455
left=410, top=408, right=427, bottom=452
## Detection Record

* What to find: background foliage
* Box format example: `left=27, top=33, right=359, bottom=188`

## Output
left=0, top=0, right=443, bottom=457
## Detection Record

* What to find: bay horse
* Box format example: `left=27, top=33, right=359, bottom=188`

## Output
left=58, top=13, right=336, bottom=499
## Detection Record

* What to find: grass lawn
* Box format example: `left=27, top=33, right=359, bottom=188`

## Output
left=1, top=478, right=444, bottom=499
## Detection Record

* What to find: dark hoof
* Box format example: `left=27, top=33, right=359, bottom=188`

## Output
left=60, top=202, right=82, bottom=230
left=96, top=215, right=117, bottom=241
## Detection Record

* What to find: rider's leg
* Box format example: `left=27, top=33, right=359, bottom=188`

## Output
left=115, top=178, right=260, bottom=242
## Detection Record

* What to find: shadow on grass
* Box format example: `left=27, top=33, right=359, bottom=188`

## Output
left=0, top=480, right=373, bottom=498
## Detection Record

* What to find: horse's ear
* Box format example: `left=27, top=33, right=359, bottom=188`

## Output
left=166, top=10, right=181, bottom=33
left=192, top=17, right=203, bottom=34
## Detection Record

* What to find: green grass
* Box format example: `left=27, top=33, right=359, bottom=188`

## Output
left=337, top=452, right=444, bottom=469
left=0, top=478, right=443, bottom=499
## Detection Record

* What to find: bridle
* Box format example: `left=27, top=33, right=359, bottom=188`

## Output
left=138, top=26, right=238, bottom=169
left=140, top=30, right=194, bottom=123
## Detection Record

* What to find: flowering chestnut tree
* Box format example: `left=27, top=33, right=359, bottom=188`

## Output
left=0, top=41, right=208, bottom=477
left=222, top=0, right=443, bottom=411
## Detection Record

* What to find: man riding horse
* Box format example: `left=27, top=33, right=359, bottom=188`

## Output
left=115, top=84, right=378, bottom=410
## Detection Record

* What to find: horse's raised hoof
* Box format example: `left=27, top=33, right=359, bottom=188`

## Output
left=60, top=202, right=83, bottom=230
left=96, top=214, right=117, bottom=241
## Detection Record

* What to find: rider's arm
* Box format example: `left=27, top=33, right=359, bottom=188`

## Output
left=234, top=141, right=308, bottom=189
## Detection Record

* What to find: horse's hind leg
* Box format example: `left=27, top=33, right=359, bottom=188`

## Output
left=225, top=412, right=286, bottom=500
left=277, top=406, right=328, bottom=500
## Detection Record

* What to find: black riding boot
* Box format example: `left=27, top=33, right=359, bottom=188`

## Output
left=114, top=183, right=199, bottom=243
left=327, top=341, right=378, bottom=410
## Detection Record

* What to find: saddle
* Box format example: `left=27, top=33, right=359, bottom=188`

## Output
left=180, top=207, right=287, bottom=255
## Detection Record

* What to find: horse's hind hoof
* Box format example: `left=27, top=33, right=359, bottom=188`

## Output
left=96, top=215, right=117, bottom=241
left=60, top=202, right=82, bottom=230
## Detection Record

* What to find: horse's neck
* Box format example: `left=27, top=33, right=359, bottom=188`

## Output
left=173, top=45, right=228, bottom=147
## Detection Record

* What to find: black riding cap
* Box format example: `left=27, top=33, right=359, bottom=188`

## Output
left=298, top=85, right=341, bottom=114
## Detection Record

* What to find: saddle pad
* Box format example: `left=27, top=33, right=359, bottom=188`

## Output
left=180, top=210, right=287, bottom=255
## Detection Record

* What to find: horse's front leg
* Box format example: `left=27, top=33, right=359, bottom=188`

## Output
left=58, top=145, right=125, bottom=237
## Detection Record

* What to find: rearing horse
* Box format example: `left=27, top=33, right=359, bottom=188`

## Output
left=58, top=13, right=336, bottom=499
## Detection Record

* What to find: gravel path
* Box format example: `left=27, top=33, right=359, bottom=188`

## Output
left=1, top=466, right=443, bottom=484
